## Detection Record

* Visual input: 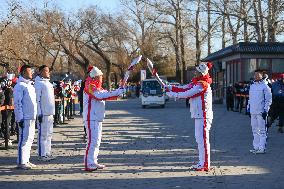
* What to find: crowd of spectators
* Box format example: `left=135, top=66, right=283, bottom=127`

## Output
left=226, top=73, right=284, bottom=133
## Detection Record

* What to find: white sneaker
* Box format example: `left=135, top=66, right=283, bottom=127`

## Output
left=16, top=163, right=33, bottom=170
left=190, top=164, right=209, bottom=171
left=249, top=149, right=258, bottom=153
left=95, top=163, right=106, bottom=169
left=8, top=140, right=13, bottom=146
left=38, top=156, right=53, bottom=161
left=190, top=164, right=203, bottom=169
left=85, top=163, right=106, bottom=171
left=0, top=140, right=13, bottom=146
left=255, top=149, right=266, bottom=154
left=85, top=164, right=98, bottom=172
left=46, top=154, right=56, bottom=160
left=27, top=162, right=37, bottom=168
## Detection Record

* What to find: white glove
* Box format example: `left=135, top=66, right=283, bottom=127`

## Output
left=115, top=88, right=125, bottom=96
left=166, top=91, right=178, bottom=99
left=164, top=85, right=172, bottom=92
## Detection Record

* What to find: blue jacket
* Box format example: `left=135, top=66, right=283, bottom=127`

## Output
left=272, top=80, right=284, bottom=98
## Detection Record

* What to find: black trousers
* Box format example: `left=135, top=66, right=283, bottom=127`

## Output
left=226, top=96, right=234, bottom=111
left=55, top=101, right=62, bottom=124
left=1, top=110, right=15, bottom=139
left=269, top=100, right=284, bottom=128
left=79, top=98, right=83, bottom=114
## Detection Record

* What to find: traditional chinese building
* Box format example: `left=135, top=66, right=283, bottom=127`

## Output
left=202, top=42, right=284, bottom=103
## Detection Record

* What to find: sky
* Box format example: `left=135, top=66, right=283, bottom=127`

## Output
left=3, top=0, right=282, bottom=54
left=54, top=0, right=120, bottom=12
left=0, top=0, right=121, bottom=15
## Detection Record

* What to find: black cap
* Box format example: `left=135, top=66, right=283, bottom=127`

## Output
left=38, top=65, right=48, bottom=73
left=20, top=65, right=32, bottom=75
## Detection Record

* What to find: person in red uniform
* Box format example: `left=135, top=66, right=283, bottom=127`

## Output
left=83, top=66, right=125, bottom=171
left=166, top=62, right=213, bottom=171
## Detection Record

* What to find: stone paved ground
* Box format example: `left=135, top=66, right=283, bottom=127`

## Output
left=0, top=98, right=284, bottom=189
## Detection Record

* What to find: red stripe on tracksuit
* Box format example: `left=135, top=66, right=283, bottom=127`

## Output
left=174, top=81, right=209, bottom=168
left=189, top=82, right=209, bottom=169
left=85, top=97, right=92, bottom=169
left=201, top=94, right=209, bottom=169
left=172, top=86, right=189, bottom=92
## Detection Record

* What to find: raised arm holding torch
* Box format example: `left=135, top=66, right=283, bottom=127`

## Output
left=120, top=55, right=142, bottom=87
left=146, top=58, right=165, bottom=87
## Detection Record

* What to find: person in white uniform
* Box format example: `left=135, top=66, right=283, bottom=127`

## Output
left=166, top=62, right=213, bottom=171
left=34, top=65, right=56, bottom=161
left=247, top=71, right=272, bottom=154
left=14, top=65, right=37, bottom=170
left=83, top=66, right=125, bottom=172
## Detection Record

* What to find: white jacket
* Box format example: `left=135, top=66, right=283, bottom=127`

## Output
left=83, top=80, right=124, bottom=121
left=248, top=80, right=272, bottom=114
left=13, top=76, right=37, bottom=122
left=168, top=82, right=213, bottom=119
left=34, top=76, right=55, bottom=116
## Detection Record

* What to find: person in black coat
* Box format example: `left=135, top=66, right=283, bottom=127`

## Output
left=226, top=84, right=234, bottom=111
left=78, top=80, right=85, bottom=116
left=53, top=81, right=64, bottom=125
left=0, top=83, right=5, bottom=138
left=2, top=79, right=15, bottom=137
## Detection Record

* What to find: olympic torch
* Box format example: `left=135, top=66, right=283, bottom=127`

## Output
left=146, top=58, right=165, bottom=87
left=120, top=55, right=143, bottom=87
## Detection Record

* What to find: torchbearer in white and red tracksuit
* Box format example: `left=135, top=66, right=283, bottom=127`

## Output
left=166, top=62, right=213, bottom=172
left=83, top=66, right=125, bottom=172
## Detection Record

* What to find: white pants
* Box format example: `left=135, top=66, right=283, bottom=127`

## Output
left=84, top=120, right=102, bottom=168
left=17, top=120, right=36, bottom=165
left=251, top=114, right=267, bottom=150
left=195, top=118, right=212, bottom=168
left=38, top=115, right=54, bottom=157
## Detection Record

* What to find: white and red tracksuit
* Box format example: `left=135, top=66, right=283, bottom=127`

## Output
left=247, top=80, right=272, bottom=151
left=83, top=77, right=124, bottom=170
left=13, top=76, right=37, bottom=165
left=34, top=76, right=55, bottom=157
left=168, top=75, right=213, bottom=169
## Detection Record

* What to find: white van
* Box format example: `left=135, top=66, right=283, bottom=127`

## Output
left=141, top=79, right=165, bottom=108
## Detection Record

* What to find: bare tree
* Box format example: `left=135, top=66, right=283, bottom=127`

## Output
left=0, top=1, right=19, bottom=35
left=140, top=0, right=190, bottom=83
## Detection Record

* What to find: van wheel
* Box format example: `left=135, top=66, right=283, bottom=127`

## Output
left=142, top=105, right=146, bottom=109
left=161, top=104, right=165, bottom=108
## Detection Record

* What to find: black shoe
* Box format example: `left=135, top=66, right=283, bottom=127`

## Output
left=266, top=117, right=273, bottom=128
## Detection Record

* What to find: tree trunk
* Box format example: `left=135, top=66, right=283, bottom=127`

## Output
left=177, top=1, right=186, bottom=84
left=195, top=0, right=201, bottom=66
left=252, top=0, right=261, bottom=42
left=180, top=27, right=186, bottom=83
left=241, top=0, right=249, bottom=42
left=224, top=0, right=239, bottom=44
left=207, top=0, right=212, bottom=55
left=221, top=13, right=226, bottom=49
left=267, top=0, right=276, bottom=42
left=105, top=62, right=111, bottom=90
left=175, top=6, right=181, bottom=83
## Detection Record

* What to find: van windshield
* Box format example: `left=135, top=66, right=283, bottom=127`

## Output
left=142, top=80, right=163, bottom=95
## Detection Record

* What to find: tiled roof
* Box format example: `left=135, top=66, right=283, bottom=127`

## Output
left=202, top=42, right=284, bottom=61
